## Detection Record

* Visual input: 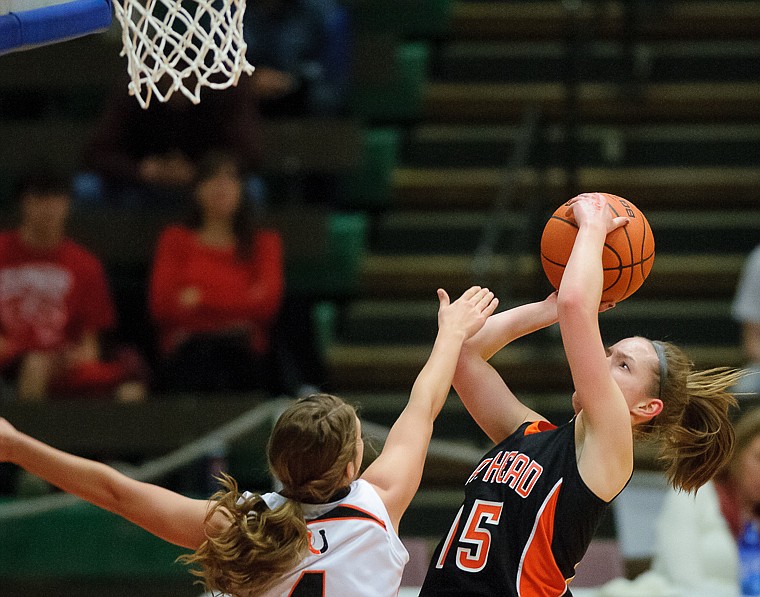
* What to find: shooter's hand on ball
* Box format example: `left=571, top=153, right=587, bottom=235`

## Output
left=565, top=193, right=629, bottom=234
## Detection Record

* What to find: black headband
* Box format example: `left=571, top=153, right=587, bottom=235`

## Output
left=652, top=341, right=668, bottom=400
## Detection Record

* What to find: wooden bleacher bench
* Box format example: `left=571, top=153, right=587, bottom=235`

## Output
left=258, top=117, right=362, bottom=174
left=423, top=81, right=760, bottom=124
left=325, top=339, right=745, bottom=394
left=0, top=117, right=362, bottom=181
left=452, top=1, right=760, bottom=41
left=393, top=165, right=760, bottom=210
left=0, top=35, right=123, bottom=92
left=342, top=0, right=452, bottom=37
left=359, top=252, right=745, bottom=300
left=0, top=205, right=330, bottom=270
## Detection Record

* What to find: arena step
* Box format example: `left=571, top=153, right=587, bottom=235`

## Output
left=0, top=396, right=270, bottom=458
left=346, top=0, right=453, bottom=37
left=393, top=166, right=760, bottom=210
left=346, top=391, right=492, bottom=447
left=0, top=35, right=121, bottom=91
left=358, top=253, right=746, bottom=300
left=325, top=341, right=744, bottom=393
left=423, top=81, right=760, bottom=124
left=402, top=123, right=760, bottom=169
left=327, top=341, right=572, bottom=393
left=450, top=1, right=760, bottom=42
left=346, top=127, right=401, bottom=209
left=339, top=298, right=740, bottom=347
left=431, top=40, right=760, bottom=84
left=0, top=117, right=365, bottom=203
left=352, top=42, right=430, bottom=122
left=343, top=390, right=575, bottom=433
left=370, top=210, right=760, bottom=256
left=285, top=212, right=369, bottom=298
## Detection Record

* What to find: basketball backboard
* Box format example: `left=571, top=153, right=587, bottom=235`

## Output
left=0, top=0, right=112, bottom=55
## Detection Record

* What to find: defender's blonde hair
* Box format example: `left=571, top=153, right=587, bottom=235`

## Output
left=179, top=394, right=359, bottom=594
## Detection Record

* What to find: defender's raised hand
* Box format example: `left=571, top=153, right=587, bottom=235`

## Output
left=437, top=286, right=499, bottom=342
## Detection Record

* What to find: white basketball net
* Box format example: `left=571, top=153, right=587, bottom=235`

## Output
left=112, top=0, right=255, bottom=109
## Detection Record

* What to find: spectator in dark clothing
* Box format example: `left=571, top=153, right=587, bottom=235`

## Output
left=243, top=0, right=351, bottom=207
left=244, top=0, right=350, bottom=118
left=82, top=77, right=261, bottom=208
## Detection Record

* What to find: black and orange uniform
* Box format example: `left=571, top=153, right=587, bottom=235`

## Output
left=420, top=419, right=610, bottom=597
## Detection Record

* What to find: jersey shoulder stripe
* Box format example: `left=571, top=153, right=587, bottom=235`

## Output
left=524, top=420, right=558, bottom=436
left=308, top=503, right=387, bottom=530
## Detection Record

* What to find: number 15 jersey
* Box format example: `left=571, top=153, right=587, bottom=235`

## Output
left=420, top=419, right=610, bottom=597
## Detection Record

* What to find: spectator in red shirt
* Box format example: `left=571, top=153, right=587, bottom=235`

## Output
left=0, top=171, right=146, bottom=402
left=149, top=152, right=285, bottom=394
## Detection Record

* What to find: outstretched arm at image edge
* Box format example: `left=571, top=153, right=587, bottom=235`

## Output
left=1, top=421, right=224, bottom=550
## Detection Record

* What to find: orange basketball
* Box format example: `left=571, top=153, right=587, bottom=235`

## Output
left=540, top=193, right=655, bottom=303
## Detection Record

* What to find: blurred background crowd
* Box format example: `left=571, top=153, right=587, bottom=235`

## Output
left=1, top=0, right=759, bottom=596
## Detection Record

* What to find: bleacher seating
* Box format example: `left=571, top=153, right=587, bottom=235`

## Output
left=326, top=0, right=759, bottom=389
left=0, top=25, right=375, bottom=369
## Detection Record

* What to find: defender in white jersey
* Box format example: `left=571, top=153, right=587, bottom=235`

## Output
left=0, top=286, right=499, bottom=596
left=254, top=479, right=408, bottom=596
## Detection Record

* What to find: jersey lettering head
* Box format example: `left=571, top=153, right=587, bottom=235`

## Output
left=466, top=450, right=543, bottom=499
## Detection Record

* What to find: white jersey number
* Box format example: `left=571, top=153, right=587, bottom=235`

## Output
left=436, top=500, right=504, bottom=573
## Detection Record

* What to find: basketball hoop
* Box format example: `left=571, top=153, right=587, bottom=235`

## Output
left=111, top=0, right=254, bottom=109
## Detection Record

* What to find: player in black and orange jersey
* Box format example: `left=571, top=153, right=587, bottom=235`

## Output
left=421, top=193, right=744, bottom=597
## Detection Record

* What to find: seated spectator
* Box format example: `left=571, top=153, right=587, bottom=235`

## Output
left=81, top=74, right=261, bottom=208
left=599, top=406, right=760, bottom=597
left=244, top=0, right=350, bottom=118
left=0, top=171, right=147, bottom=403
left=243, top=0, right=352, bottom=208
left=733, top=244, right=760, bottom=397
left=149, top=152, right=284, bottom=394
